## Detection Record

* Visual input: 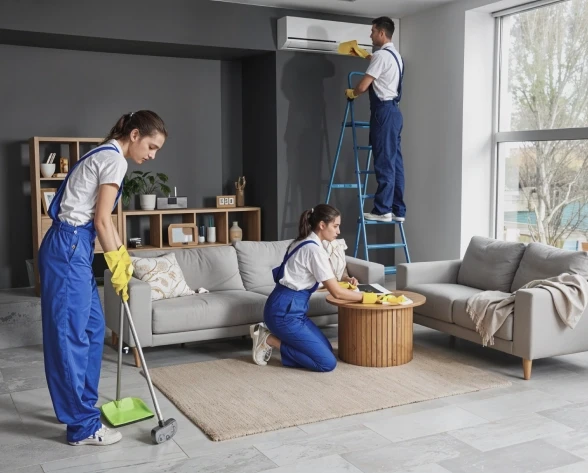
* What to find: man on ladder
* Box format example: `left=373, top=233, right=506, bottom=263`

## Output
left=345, top=16, right=405, bottom=223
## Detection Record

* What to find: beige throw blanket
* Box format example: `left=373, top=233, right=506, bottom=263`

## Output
left=466, top=273, right=588, bottom=346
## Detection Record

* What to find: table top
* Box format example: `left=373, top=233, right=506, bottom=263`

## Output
left=326, top=290, right=426, bottom=310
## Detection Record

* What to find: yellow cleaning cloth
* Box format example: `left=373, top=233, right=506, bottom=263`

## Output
left=338, top=40, right=370, bottom=58
left=376, top=294, right=412, bottom=305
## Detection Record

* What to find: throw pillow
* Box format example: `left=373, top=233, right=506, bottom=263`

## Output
left=322, top=238, right=348, bottom=281
left=131, top=253, right=195, bottom=301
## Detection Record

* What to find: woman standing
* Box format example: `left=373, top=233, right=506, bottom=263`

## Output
left=39, top=111, right=167, bottom=446
left=251, top=204, right=374, bottom=372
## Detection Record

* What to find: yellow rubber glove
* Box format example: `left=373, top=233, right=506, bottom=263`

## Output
left=361, top=292, right=378, bottom=304
left=105, top=246, right=134, bottom=302
left=345, top=88, right=359, bottom=100
left=338, top=281, right=358, bottom=290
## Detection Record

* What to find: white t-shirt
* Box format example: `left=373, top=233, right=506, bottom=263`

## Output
left=58, top=139, right=127, bottom=226
left=365, top=42, right=403, bottom=101
left=279, top=232, right=336, bottom=291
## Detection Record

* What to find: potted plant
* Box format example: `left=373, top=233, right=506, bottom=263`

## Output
left=122, top=171, right=171, bottom=210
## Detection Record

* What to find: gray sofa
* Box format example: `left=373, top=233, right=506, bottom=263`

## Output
left=397, top=236, right=588, bottom=380
left=104, top=239, right=385, bottom=366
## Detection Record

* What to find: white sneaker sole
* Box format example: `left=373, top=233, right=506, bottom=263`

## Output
left=250, top=324, right=268, bottom=366
left=364, top=214, right=392, bottom=222
left=69, top=432, right=122, bottom=446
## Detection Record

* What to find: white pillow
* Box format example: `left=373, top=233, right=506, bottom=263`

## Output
left=130, top=253, right=195, bottom=301
left=322, top=238, right=348, bottom=281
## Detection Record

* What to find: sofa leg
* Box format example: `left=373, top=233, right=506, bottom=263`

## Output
left=132, top=348, right=141, bottom=368
left=449, top=335, right=457, bottom=348
left=523, top=358, right=532, bottom=380
left=111, top=332, right=118, bottom=347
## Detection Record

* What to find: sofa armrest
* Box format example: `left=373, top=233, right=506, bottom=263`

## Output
left=345, top=256, right=385, bottom=285
left=396, top=259, right=462, bottom=289
left=513, top=288, right=588, bottom=360
left=103, top=270, right=153, bottom=348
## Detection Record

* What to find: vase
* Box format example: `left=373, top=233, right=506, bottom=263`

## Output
left=236, top=188, right=245, bottom=207
left=140, top=194, right=156, bottom=210
left=207, top=226, right=216, bottom=243
left=230, top=221, right=243, bottom=243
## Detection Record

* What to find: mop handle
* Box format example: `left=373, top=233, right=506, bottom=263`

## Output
left=116, top=300, right=124, bottom=402
left=122, top=299, right=165, bottom=424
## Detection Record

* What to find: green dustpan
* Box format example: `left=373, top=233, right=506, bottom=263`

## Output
left=101, top=300, right=154, bottom=427
left=101, top=397, right=154, bottom=427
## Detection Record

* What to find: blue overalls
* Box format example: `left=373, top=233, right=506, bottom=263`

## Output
left=369, top=48, right=406, bottom=218
left=38, top=144, right=122, bottom=442
left=264, top=241, right=337, bottom=373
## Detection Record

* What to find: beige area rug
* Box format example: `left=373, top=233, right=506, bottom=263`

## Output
left=150, top=344, right=511, bottom=441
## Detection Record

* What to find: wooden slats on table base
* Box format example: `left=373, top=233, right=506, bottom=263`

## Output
left=338, top=306, right=414, bottom=367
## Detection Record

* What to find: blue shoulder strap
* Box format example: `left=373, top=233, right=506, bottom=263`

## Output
left=383, top=48, right=404, bottom=102
left=272, top=240, right=319, bottom=283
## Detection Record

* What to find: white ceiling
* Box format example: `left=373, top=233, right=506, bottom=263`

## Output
left=211, top=0, right=458, bottom=18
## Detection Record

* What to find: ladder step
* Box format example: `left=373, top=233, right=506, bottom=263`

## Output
left=356, top=146, right=372, bottom=151
left=345, top=121, right=370, bottom=128
left=359, top=219, right=403, bottom=225
left=384, top=266, right=397, bottom=275
left=331, top=183, right=359, bottom=189
left=357, top=170, right=376, bottom=175
left=367, top=243, right=406, bottom=250
left=361, top=194, right=375, bottom=199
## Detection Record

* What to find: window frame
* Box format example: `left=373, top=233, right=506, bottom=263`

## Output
left=492, top=0, right=588, bottom=239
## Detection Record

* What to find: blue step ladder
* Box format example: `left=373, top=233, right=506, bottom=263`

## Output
left=325, top=72, right=410, bottom=275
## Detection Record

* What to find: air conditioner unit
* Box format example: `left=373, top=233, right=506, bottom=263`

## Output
left=277, top=16, right=373, bottom=55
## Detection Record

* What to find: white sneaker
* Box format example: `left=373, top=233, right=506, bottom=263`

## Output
left=69, top=424, right=122, bottom=446
left=250, top=323, right=273, bottom=366
left=392, top=214, right=406, bottom=222
left=364, top=212, right=392, bottom=222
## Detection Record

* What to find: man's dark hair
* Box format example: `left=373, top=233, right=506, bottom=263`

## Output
left=372, top=16, right=395, bottom=39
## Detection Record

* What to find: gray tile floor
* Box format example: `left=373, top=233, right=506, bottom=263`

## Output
left=2, top=277, right=588, bottom=472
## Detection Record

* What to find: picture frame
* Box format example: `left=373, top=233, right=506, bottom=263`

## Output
left=40, top=188, right=57, bottom=214
left=168, top=223, right=198, bottom=247
left=216, top=195, right=236, bottom=208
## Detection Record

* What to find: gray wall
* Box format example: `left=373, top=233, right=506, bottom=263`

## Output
left=275, top=51, right=394, bottom=263
left=400, top=0, right=498, bottom=262
left=0, top=0, right=379, bottom=287
left=242, top=53, right=278, bottom=241
left=0, top=44, right=224, bottom=287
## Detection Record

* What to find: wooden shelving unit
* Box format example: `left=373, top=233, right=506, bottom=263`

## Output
left=30, top=137, right=123, bottom=296
left=122, top=207, right=261, bottom=250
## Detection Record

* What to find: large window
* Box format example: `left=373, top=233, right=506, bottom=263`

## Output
left=494, top=0, right=588, bottom=249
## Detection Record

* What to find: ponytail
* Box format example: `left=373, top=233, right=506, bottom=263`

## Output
left=100, top=110, right=168, bottom=145
left=294, top=204, right=341, bottom=243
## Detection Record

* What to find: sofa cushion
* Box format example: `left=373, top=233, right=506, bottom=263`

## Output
left=457, top=236, right=526, bottom=292
left=152, top=290, right=267, bottom=334
left=233, top=240, right=293, bottom=291
left=407, top=283, right=482, bottom=323
left=129, top=246, right=245, bottom=292
left=130, top=253, right=195, bottom=301
left=322, top=238, right=349, bottom=281
left=251, top=286, right=337, bottom=317
left=452, top=299, right=513, bottom=341
left=511, top=242, right=588, bottom=292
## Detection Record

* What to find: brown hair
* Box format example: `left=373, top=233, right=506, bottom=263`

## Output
left=294, top=204, right=341, bottom=243
left=100, top=110, right=168, bottom=145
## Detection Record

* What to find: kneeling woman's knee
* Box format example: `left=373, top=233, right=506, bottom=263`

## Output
left=318, top=354, right=337, bottom=372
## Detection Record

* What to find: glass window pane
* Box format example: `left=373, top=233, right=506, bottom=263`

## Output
left=499, top=0, right=588, bottom=132
left=496, top=140, right=588, bottom=249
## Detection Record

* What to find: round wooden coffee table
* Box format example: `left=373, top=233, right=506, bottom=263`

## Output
left=326, top=291, right=426, bottom=368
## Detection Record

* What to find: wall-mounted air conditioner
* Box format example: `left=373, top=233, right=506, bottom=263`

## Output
left=277, top=16, right=400, bottom=55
